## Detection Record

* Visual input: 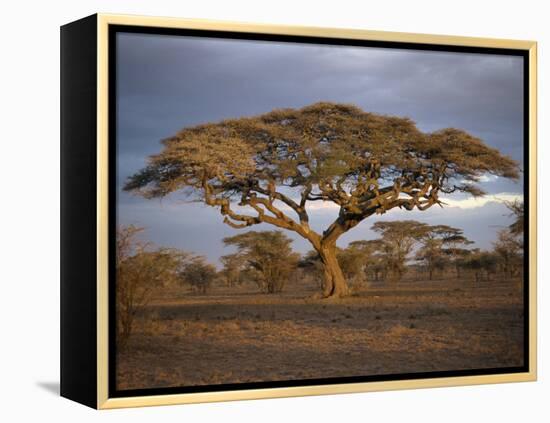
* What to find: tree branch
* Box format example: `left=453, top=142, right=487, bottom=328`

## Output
left=321, top=175, right=442, bottom=246
left=203, top=177, right=320, bottom=247
left=250, top=182, right=312, bottom=229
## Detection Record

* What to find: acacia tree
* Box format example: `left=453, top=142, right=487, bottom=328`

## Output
left=348, top=240, right=387, bottom=281
left=298, top=250, right=327, bottom=290
left=342, top=240, right=385, bottom=283
left=222, top=231, right=299, bottom=293
left=493, top=229, right=523, bottom=278
left=116, top=225, right=189, bottom=349
left=220, top=253, right=246, bottom=287
left=493, top=199, right=524, bottom=279
left=336, top=247, right=365, bottom=286
left=463, top=249, right=499, bottom=282
left=415, top=224, right=473, bottom=280
left=371, top=220, right=429, bottom=280
left=125, top=102, right=519, bottom=297
left=181, top=256, right=218, bottom=294
left=448, top=247, right=474, bottom=279
left=415, top=238, right=446, bottom=280
left=505, top=200, right=524, bottom=236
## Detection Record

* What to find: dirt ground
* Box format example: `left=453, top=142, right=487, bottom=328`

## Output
left=116, top=278, right=525, bottom=390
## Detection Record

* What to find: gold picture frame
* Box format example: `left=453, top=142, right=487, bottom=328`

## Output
left=60, top=13, right=537, bottom=409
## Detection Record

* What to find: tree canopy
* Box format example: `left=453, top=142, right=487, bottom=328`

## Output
left=370, top=220, right=430, bottom=280
left=222, top=231, right=300, bottom=293
left=181, top=257, right=218, bottom=294
left=413, top=224, right=473, bottom=280
left=125, top=102, right=519, bottom=297
left=505, top=200, right=524, bottom=235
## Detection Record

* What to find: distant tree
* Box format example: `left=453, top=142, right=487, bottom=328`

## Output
left=299, top=250, right=324, bottom=270
left=449, top=247, right=474, bottom=279
left=463, top=249, right=499, bottom=282
left=354, top=240, right=388, bottom=282
left=505, top=199, right=524, bottom=236
left=415, top=238, right=447, bottom=280
left=371, top=220, right=429, bottom=280
left=220, top=253, right=246, bottom=287
left=343, top=239, right=386, bottom=283
left=415, top=224, right=473, bottom=280
left=125, top=102, right=519, bottom=297
left=223, top=231, right=300, bottom=293
left=298, top=250, right=325, bottom=289
left=493, top=229, right=523, bottom=278
left=116, top=225, right=188, bottom=349
left=181, top=257, right=218, bottom=294
left=336, top=246, right=366, bottom=286
left=365, top=255, right=388, bottom=282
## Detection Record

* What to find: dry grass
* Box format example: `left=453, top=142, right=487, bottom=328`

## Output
left=116, top=278, right=524, bottom=390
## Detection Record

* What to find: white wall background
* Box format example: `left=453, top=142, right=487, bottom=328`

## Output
left=0, top=0, right=546, bottom=421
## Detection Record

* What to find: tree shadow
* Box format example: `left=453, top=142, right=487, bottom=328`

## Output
left=36, top=381, right=60, bottom=396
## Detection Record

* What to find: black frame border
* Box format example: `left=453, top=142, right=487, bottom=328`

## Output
left=60, top=14, right=99, bottom=409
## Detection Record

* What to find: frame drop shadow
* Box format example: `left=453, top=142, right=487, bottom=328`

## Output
left=36, top=381, right=60, bottom=396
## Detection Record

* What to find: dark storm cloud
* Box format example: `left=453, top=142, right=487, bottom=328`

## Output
left=116, top=32, right=524, bottom=258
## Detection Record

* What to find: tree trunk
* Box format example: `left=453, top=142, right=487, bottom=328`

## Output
left=318, top=245, right=349, bottom=298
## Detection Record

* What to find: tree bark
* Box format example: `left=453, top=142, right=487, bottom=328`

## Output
left=318, top=245, right=349, bottom=298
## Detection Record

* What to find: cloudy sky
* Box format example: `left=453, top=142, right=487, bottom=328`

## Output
left=116, top=32, right=524, bottom=265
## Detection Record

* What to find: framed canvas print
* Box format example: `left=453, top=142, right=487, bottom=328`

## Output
left=60, top=13, right=537, bottom=409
